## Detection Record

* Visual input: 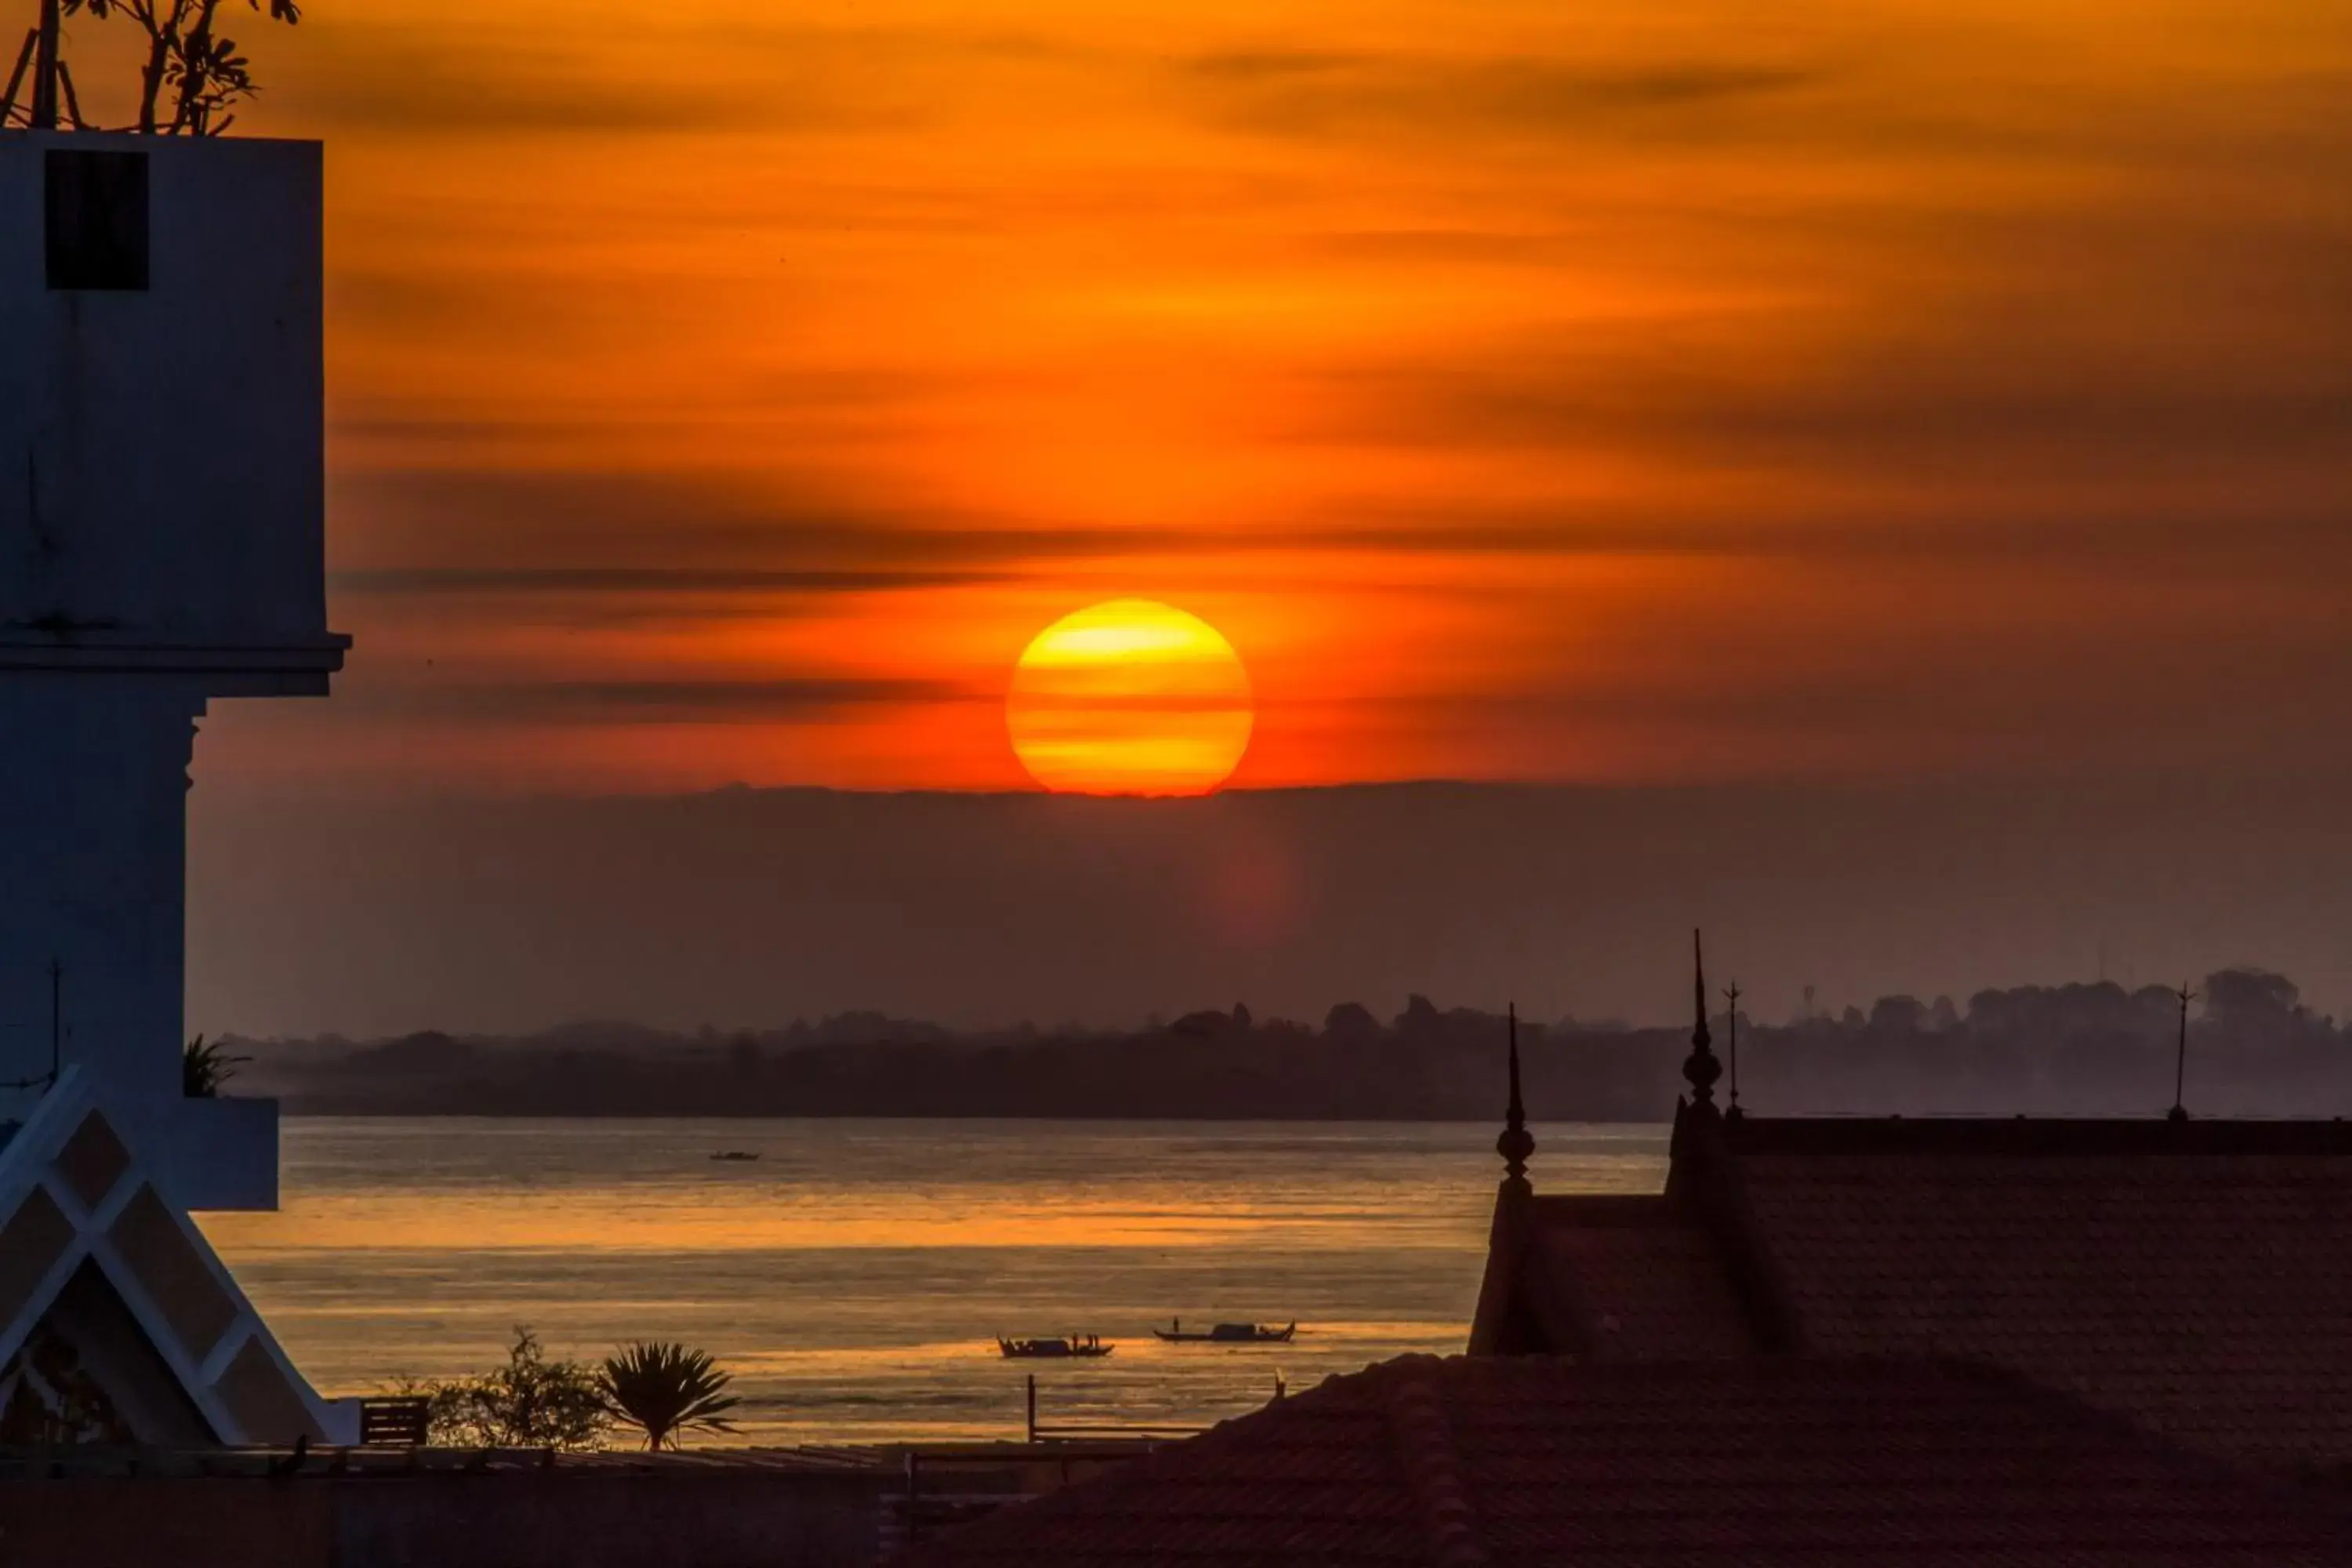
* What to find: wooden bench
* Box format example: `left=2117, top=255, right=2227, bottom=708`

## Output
left=358, top=1396, right=432, bottom=1446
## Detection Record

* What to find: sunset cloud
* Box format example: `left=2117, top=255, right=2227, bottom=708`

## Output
left=135, top=0, right=2352, bottom=795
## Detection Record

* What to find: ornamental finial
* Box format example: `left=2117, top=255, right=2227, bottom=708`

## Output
left=1497, top=1004, right=1534, bottom=1191
left=1682, top=929, right=1720, bottom=1107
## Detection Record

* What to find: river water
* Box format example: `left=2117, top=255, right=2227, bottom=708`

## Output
left=199, top=1118, right=1666, bottom=1443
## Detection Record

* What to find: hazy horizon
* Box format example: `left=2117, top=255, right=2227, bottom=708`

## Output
left=190, top=775, right=2352, bottom=1040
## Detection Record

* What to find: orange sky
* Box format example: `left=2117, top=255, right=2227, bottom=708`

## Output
left=61, top=0, right=2348, bottom=794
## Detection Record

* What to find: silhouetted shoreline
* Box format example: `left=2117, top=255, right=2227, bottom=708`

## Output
left=227, top=967, right=2347, bottom=1120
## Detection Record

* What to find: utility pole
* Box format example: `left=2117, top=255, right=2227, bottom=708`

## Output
left=2169, top=982, right=2196, bottom=1123
left=1723, top=980, right=1743, bottom=1118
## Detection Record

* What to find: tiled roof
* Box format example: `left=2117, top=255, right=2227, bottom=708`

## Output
left=1529, top=1196, right=1755, bottom=1359
left=0, top=1444, right=891, bottom=1482
left=1739, top=1145, right=2352, bottom=1469
left=904, top=1356, right=2352, bottom=1566
left=1480, top=1112, right=2352, bottom=1475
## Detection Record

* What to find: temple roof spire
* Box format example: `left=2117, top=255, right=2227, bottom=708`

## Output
left=1498, top=1004, right=1534, bottom=1192
left=1682, top=928, right=1721, bottom=1109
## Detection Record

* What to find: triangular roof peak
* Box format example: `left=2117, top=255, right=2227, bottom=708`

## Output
left=0, top=1069, right=330, bottom=1445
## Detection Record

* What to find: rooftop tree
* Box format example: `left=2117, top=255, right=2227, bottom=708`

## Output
left=14, top=0, right=303, bottom=133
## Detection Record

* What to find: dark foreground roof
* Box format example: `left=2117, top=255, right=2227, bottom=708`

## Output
left=1472, top=1109, right=2352, bottom=1472
left=905, top=1355, right=2352, bottom=1567
left=0, top=1443, right=886, bottom=1482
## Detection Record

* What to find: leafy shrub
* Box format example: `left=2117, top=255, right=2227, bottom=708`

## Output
left=390, top=1326, right=609, bottom=1450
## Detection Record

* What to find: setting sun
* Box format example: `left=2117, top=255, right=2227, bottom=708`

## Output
left=1007, top=601, right=1254, bottom=796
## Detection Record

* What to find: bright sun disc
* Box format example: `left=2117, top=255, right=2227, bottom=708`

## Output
left=1007, top=600, right=1254, bottom=796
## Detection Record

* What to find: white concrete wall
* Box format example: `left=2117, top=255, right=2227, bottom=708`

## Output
left=0, top=132, right=329, bottom=648
left=168, top=1095, right=281, bottom=1211
left=0, top=677, right=276, bottom=1208
left=0, top=132, right=344, bottom=1211
left=0, top=677, right=198, bottom=1128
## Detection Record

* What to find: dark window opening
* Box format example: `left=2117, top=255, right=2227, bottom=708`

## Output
left=45, top=150, right=150, bottom=292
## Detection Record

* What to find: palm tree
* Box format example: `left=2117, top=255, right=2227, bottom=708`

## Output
left=597, top=1342, right=739, bottom=1451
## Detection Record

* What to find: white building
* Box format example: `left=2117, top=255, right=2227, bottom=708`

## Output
left=0, top=130, right=348, bottom=1444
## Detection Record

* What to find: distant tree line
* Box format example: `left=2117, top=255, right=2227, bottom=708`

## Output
left=223, top=967, right=2345, bottom=1122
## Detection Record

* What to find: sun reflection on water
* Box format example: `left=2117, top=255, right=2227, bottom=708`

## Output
left=203, top=1118, right=1666, bottom=1442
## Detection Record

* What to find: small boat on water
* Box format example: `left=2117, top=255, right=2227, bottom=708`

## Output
left=1153, top=1319, right=1297, bottom=1344
left=997, top=1334, right=1114, bottom=1359
left=709, top=1151, right=760, bottom=1162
